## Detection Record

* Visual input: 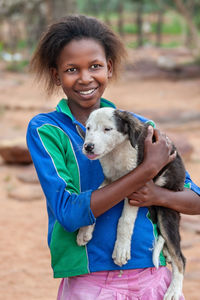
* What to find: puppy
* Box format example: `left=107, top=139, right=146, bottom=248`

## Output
left=77, top=107, right=186, bottom=300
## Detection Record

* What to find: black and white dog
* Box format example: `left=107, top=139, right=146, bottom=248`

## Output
left=77, top=107, right=186, bottom=300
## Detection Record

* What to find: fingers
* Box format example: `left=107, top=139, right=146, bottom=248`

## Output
left=162, top=133, right=171, bottom=146
left=169, top=150, right=177, bottom=163
left=129, top=199, right=143, bottom=207
left=146, top=126, right=173, bottom=148
left=146, top=125, right=154, bottom=141
left=146, top=127, right=161, bottom=143
left=162, top=133, right=177, bottom=160
left=144, top=125, right=177, bottom=174
left=155, top=130, right=170, bottom=146
left=127, top=185, right=148, bottom=206
left=156, top=130, right=175, bottom=154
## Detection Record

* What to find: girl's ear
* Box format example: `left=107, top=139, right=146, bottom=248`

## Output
left=50, top=68, right=61, bottom=86
left=107, top=59, right=113, bottom=79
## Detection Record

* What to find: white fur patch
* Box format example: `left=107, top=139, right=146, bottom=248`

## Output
left=154, top=174, right=167, bottom=187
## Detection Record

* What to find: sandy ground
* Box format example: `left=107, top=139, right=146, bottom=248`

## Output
left=0, top=48, right=200, bottom=300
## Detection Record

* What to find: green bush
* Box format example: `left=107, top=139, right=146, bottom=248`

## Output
left=17, top=39, right=28, bottom=50
left=6, top=60, right=29, bottom=72
left=126, top=41, right=138, bottom=49
left=123, top=24, right=138, bottom=34
left=160, top=41, right=182, bottom=48
left=0, top=42, right=3, bottom=52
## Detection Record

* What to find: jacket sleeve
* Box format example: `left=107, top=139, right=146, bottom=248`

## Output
left=184, top=170, right=200, bottom=196
left=26, top=119, right=96, bottom=232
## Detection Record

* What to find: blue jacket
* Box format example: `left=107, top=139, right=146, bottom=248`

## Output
left=27, top=98, right=200, bottom=278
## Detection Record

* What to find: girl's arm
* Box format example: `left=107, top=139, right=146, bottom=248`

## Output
left=128, top=180, right=200, bottom=215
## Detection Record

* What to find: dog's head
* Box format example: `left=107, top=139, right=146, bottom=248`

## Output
left=83, top=107, right=146, bottom=160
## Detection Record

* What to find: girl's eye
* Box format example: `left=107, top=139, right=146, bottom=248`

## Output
left=91, top=64, right=101, bottom=69
left=66, top=67, right=77, bottom=73
left=104, top=128, right=112, bottom=132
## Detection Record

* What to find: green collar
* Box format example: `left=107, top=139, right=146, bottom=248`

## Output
left=56, top=98, right=116, bottom=122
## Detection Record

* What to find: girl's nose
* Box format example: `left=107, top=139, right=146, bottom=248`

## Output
left=78, top=70, right=93, bottom=84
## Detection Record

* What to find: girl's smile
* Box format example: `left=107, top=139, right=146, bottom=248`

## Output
left=51, top=38, right=113, bottom=122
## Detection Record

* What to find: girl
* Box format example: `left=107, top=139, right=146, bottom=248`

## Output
left=27, top=15, right=200, bottom=300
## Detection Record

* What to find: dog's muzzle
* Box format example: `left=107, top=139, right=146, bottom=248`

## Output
left=84, top=143, right=95, bottom=153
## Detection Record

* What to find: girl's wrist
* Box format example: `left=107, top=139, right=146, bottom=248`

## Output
left=140, top=160, right=159, bottom=181
left=153, top=185, right=168, bottom=206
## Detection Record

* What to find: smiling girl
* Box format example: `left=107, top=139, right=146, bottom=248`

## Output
left=27, top=15, right=200, bottom=300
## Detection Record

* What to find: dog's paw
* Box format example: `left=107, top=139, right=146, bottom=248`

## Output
left=112, top=240, right=130, bottom=266
left=163, top=280, right=183, bottom=300
left=163, top=288, right=182, bottom=300
left=76, top=225, right=94, bottom=246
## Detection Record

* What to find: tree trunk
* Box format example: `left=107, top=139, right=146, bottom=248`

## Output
left=117, top=2, right=124, bottom=37
left=104, top=11, right=111, bottom=27
left=174, top=0, right=200, bottom=55
left=45, top=0, right=77, bottom=23
left=155, top=0, right=164, bottom=47
left=136, top=1, right=143, bottom=47
left=24, top=1, right=46, bottom=48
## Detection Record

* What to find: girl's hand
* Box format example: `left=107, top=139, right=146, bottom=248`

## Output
left=128, top=180, right=161, bottom=207
left=143, top=126, right=176, bottom=176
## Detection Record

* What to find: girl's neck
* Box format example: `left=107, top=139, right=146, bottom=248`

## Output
left=68, top=99, right=101, bottom=126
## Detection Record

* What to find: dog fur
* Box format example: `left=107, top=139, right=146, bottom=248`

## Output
left=77, top=107, right=186, bottom=300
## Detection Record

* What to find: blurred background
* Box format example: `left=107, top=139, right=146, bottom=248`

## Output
left=0, top=1, right=200, bottom=299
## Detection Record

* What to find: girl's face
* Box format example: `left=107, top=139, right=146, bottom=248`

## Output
left=52, top=38, right=113, bottom=111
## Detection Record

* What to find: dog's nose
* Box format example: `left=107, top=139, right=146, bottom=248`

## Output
left=84, top=143, right=94, bottom=153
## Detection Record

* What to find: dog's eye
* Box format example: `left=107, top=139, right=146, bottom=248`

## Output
left=86, top=126, right=90, bottom=131
left=104, top=128, right=112, bottom=132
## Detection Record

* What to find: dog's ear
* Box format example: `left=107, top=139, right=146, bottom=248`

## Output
left=114, top=110, right=144, bottom=147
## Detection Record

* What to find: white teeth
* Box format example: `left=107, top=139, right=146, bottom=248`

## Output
left=79, top=89, right=95, bottom=95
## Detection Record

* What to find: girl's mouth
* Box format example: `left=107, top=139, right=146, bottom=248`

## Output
left=77, top=88, right=97, bottom=98
left=79, top=89, right=96, bottom=95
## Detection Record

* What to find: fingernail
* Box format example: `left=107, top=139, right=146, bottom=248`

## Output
left=148, top=125, right=153, bottom=131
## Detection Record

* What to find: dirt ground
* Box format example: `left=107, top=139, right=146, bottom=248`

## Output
left=0, top=47, right=200, bottom=300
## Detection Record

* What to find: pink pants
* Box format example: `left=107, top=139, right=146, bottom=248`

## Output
left=57, top=267, right=185, bottom=300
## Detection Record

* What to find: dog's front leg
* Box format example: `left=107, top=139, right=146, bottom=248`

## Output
left=77, top=224, right=95, bottom=246
left=112, top=199, right=138, bottom=266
